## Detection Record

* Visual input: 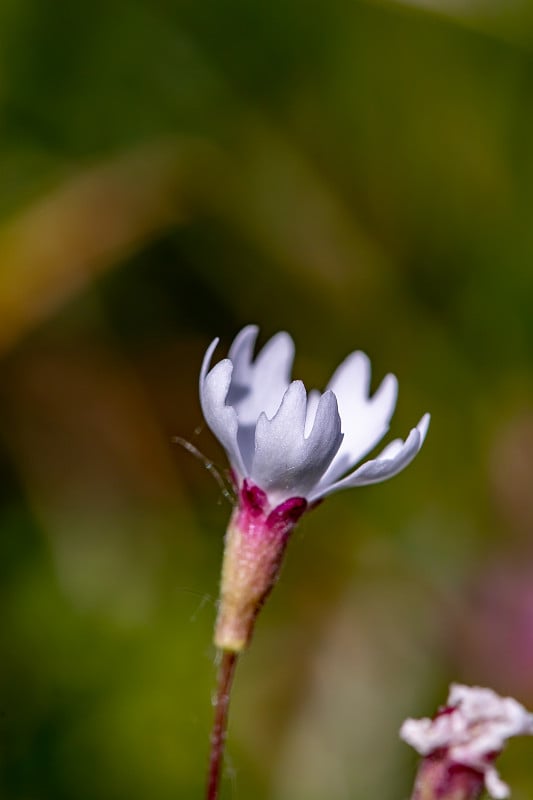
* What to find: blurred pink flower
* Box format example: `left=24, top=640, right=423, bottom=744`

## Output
left=401, top=683, right=533, bottom=799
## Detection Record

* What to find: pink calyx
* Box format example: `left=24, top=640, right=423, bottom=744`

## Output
left=214, top=480, right=307, bottom=651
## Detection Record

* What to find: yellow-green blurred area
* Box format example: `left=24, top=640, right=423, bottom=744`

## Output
left=1, top=0, right=533, bottom=797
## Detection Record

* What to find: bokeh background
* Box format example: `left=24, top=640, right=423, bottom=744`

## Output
left=1, top=0, right=533, bottom=797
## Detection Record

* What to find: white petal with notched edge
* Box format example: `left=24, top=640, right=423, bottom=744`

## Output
left=251, top=383, right=343, bottom=504
left=319, top=351, right=398, bottom=484
left=309, top=413, right=430, bottom=502
left=199, top=342, right=246, bottom=478
left=227, top=325, right=294, bottom=425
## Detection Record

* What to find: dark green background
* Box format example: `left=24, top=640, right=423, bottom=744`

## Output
left=0, top=0, right=532, bottom=797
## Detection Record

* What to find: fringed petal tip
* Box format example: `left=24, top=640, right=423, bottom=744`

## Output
left=250, top=382, right=343, bottom=503
left=199, top=337, right=220, bottom=385
left=199, top=343, right=246, bottom=478
left=309, top=412, right=430, bottom=501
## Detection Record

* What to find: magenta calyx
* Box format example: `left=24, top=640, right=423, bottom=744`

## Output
left=214, top=480, right=307, bottom=651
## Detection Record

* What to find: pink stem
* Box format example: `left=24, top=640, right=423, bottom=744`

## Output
left=206, top=650, right=238, bottom=800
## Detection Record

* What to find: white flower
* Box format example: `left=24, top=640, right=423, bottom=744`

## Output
left=200, top=324, right=429, bottom=506
left=401, top=683, right=533, bottom=799
left=199, top=325, right=430, bottom=651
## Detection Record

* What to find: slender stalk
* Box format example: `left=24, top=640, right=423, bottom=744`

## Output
left=206, top=649, right=238, bottom=800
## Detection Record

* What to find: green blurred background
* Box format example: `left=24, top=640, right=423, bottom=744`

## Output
left=1, top=0, right=533, bottom=797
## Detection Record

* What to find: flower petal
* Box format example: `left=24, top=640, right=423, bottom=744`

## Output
left=226, top=326, right=295, bottom=426
left=485, top=768, right=510, bottom=800
left=301, top=391, right=344, bottom=492
left=319, top=351, right=399, bottom=484
left=226, top=324, right=259, bottom=390
left=304, top=389, right=321, bottom=436
left=310, top=412, right=430, bottom=501
left=199, top=338, right=246, bottom=477
left=251, top=383, right=343, bottom=503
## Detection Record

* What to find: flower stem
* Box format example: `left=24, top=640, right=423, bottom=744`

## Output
left=206, top=649, right=238, bottom=800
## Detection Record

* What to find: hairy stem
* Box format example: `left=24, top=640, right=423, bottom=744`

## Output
left=206, top=650, right=238, bottom=800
